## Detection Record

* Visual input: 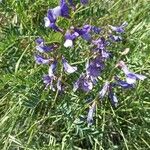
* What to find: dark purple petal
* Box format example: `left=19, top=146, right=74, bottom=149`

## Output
left=50, top=23, right=63, bottom=32
left=73, top=75, right=93, bottom=92
left=43, top=74, right=55, bottom=91
left=35, top=38, right=56, bottom=53
left=81, top=33, right=91, bottom=41
left=109, top=22, right=128, bottom=33
left=83, top=24, right=91, bottom=32
left=65, top=31, right=79, bottom=41
left=108, top=85, right=118, bottom=107
left=44, top=8, right=59, bottom=27
left=109, top=35, right=122, bottom=42
left=73, top=25, right=91, bottom=41
left=114, top=76, right=134, bottom=88
left=74, top=28, right=85, bottom=35
left=86, top=56, right=105, bottom=78
left=71, top=32, right=79, bottom=39
left=43, top=75, right=51, bottom=84
left=61, top=2, right=70, bottom=18
left=92, top=37, right=109, bottom=50
left=35, top=37, right=44, bottom=45
left=91, top=26, right=101, bottom=34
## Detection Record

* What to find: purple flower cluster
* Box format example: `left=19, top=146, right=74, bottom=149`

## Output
left=34, top=0, right=146, bottom=126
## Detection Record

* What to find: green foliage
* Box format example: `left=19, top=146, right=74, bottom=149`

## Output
left=0, top=0, right=150, bottom=149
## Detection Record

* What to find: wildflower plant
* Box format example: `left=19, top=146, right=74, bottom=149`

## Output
left=34, top=0, right=146, bottom=126
left=1, top=0, right=149, bottom=149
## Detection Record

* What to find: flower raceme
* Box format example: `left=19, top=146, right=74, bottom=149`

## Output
left=34, top=0, right=146, bottom=125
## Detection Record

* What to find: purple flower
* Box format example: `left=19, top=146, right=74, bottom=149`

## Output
left=44, top=9, right=58, bottom=28
left=60, top=0, right=70, bottom=18
left=34, top=55, right=50, bottom=64
left=57, top=77, right=63, bottom=91
left=49, top=23, right=63, bottom=32
left=73, top=25, right=91, bottom=41
left=44, top=9, right=56, bottom=25
left=44, top=10, right=63, bottom=32
left=48, top=60, right=57, bottom=76
left=101, top=49, right=112, bottom=59
left=108, top=84, right=118, bottom=107
left=62, top=57, right=77, bottom=74
left=91, top=26, right=101, bottom=34
left=109, top=35, right=122, bottom=42
left=80, top=0, right=89, bottom=5
left=73, top=74, right=93, bottom=92
left=44, top=0, right=69, bottom=31
left=64, top=30, right=79, bottom=47
left=109, top=22, right=128, bottom=33
left=43, top=75, right=55, bottom=91
left=114, top=76, right=134, bottom=88
left=92, top=37, right=109, bottom=50
left=35, top=37, right=57, bottom=53
left=86, top=56, right=105, bottom=78
left=43, top=60, right=57, bottom=91
left=87, top=102, right=96, bottom=126
left=99, top=81, right=109, bottom=99
left=118, top=61, right=146, bottom=84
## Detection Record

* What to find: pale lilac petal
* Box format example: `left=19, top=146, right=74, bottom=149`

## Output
left=48, top=61, right=57, bottom=76
left=87, top=102, right=96, bottom=126
left=62, top=57, right=77, bottom=74
left=114, top=76, right=134, bottom=88
left=126, top=75, right=136, bottom=84
left=52, top=6, right=61, bottom=18
left=99, top=81, right=109, bottom=99
left=34, top=55, right=50, bottom=64
left=134, top=74, right=146, bottom=80
left=57, top=78, right=62, bottom=91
